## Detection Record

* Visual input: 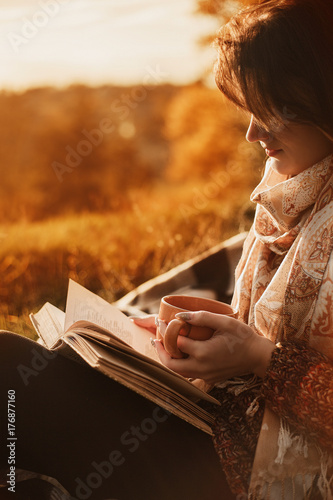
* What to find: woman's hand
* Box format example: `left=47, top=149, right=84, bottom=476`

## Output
left=154, top=311, right=275, bottom=384
left=130, top=314, right=158, bottom=336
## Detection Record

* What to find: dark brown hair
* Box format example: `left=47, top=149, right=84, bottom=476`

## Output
left=214, top=0, right=333, bottom=137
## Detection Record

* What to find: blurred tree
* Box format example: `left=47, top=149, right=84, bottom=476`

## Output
left=196, top=0, right=241, bottom=22
left=163, top=0, right=264, bottom=185
left=0, top=85, right=176, bottom=222
left=164, top=83, right=263, bottom=186
left=196, top=0, right=257, bottom=45
left=196, top=0, right=255, bottom=20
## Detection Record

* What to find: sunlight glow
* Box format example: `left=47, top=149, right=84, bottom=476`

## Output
left=0, top=0, right=219, bottom=90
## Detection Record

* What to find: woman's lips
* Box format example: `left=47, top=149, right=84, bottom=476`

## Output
left=265, top=148, right=283, bottom=157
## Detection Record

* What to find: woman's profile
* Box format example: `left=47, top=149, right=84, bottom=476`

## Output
left=1, top=0, right=333, bottom=499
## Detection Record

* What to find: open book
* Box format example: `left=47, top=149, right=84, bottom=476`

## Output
left=30, top=280, right=219, bottom=435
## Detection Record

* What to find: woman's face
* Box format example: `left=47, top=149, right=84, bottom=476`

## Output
left=246, top=115, right=333, bottom=176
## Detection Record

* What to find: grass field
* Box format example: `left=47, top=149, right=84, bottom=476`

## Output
left=0, top=83, right=265, bottom=339
left=0, top=179, right=257, bottom=339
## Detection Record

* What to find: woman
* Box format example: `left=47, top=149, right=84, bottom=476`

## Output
left=1, top=0, right=333, bottom=499
left=135, top=0, right=333, bottom=497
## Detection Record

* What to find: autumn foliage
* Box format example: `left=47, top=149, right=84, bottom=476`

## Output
left=0, top=82, right=264, bottom=337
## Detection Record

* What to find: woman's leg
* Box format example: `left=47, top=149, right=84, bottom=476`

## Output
left=0, top=331, right=235, bottom=500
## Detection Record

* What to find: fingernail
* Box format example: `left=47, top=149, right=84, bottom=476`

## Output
left=155, top=316, right=160, bottom=327
left=175, top=312, right=193, bottom=321
left=150, top=338, right=156, bottom=348
left=128, top=316, right=143, bottom=320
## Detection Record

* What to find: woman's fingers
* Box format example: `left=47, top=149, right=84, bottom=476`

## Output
left=152, top=311, right=273, bottom=383
left=175, top=311, right=251, bottom=344
left=153, top=339, right=198, bottom=378
left=176, top=334, right=205, bottom=356
left=130, top=314, right=157, bottom=335
left=175, top=310, right=236, bottom=332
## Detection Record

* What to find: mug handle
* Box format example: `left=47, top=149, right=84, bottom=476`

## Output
left=163, top=318, right=191, bottom=359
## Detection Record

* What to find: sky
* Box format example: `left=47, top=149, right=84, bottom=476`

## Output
left=0, top=0, right=221, bottom=90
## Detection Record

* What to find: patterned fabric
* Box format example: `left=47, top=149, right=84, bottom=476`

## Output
left=226, top=155, right=333, bottom=498
left=202, top=376, right=264, bottom=496
left=233, top=154, right=333, bottom=353
left=204, top=342, right=333, bottom=498
left=262, top=342, right=333, bottom=451
left=0, top=468, right=73, bottom=499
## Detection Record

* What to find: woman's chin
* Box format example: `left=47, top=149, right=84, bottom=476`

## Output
left=268, top=156, right=299, bottom=177
left=267, top=157, right=287, bottom=176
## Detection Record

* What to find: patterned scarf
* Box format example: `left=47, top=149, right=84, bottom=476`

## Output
left=231, top=154, right=333, bottom=498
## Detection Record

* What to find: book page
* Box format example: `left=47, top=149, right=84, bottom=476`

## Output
left=64, top=280, right=157, bottom=361
left=30, top=303, right=65, bottom=349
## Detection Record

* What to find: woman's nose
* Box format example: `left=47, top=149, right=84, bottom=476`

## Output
left=246, top=116, right=271, bottom=143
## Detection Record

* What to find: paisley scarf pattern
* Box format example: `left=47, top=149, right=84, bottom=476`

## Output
left=231, top=154, right=333, bottom=498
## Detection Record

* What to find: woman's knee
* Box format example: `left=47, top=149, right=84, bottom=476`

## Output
left=0, top=331, right=41, bottom=370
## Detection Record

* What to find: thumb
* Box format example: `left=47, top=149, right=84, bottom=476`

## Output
left=130, top=314, right=157, bottom=334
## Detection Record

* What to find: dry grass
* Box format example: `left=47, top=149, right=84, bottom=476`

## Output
left=0, top=84, right=264, bottom=338
left=0, top=180, right=256, bottom=338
